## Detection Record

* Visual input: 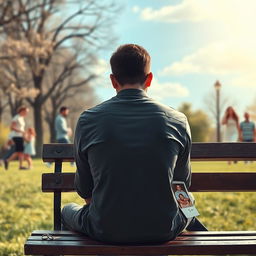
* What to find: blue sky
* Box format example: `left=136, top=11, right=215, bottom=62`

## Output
left=94, top=0, right=256, bottom=121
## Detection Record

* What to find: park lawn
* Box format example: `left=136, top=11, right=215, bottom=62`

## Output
left=0, top=160, right=255, bottom=256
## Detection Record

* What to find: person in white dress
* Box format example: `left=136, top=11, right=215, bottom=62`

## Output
left=24, top=127, right=36, bottom=169
left=221, top=106, right=241, bottom=164
left=222, top=106, right=240, bottom=142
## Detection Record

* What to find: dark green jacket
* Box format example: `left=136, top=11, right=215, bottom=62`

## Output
left=74, top=89, right=191, bottom=243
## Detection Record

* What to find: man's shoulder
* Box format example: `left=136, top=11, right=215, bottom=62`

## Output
left=150, top=99, right=188, bottom=126
left=78, top=98, right=115, bottom=122
left=81, top=96, right=119, bottom=115
left=55, top=114, right=61, bottom=122
left=78, top=95, right=188, bottom=129
left=56, top=114, right=65, bottom=121
left=241, top=121, right=255, bottom=126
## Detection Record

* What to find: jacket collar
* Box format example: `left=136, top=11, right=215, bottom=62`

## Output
left=116, top=89, right=147, bottom=99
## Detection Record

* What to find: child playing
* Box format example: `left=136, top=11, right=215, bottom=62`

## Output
left=24, top=128, right=36, bottom=169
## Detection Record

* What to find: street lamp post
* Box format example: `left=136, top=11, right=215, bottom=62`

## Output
left=214, top=80, right=221, bottom=142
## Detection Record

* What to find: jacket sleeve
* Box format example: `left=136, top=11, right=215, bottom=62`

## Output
left=74, top=117, right=94, bottom=199
left=173, top=117, right=192, bottom=188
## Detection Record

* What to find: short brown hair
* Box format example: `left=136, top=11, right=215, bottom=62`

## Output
left=110, top=44, right=151, bottom=85
left=60, top=106, right=69, bottom=113
left=17, top=105, right=28, bottom=113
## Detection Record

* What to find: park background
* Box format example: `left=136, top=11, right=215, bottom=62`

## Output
left=0, top=0, right=256, bottom=255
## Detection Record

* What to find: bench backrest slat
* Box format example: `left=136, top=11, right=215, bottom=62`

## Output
left=43, top=143, right=74, bottom=162
left=42, top=172, right=256, bottom=193
left=43, top=143, right=256, bottom=162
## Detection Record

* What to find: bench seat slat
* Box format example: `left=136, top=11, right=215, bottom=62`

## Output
left=30, top=229, right=256, bottom=236
left=27, top=235, right=256, bottom=242
left=42, top=172, right=256, bottom=192
left=24, top=240, right=256, bottom=255
left=25, top=231, right=256, bottom=255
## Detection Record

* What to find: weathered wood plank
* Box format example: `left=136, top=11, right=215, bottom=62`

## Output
left=43, top=143, right=74, bottom=162
left=191, top=142, right=256, bottom=160
left=42, top=143, right=256, bottom=162
left=27, top=235, right=256, bottom=242
left=42, top=172, right=256, bottom=192
left=30, top=230, right=256, bottom=237
left=24, top=239, right=256, bottom=255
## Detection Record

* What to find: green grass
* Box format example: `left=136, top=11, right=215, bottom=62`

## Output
left=0, top=160, right=255, bottom=256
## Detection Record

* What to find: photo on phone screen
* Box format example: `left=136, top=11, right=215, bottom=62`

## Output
left=172, top=181, right=199, bottom=218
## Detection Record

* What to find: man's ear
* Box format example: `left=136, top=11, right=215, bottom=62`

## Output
left=145, top=72, right=153, bottom=88
left=110, top=74, right=119, bottom=89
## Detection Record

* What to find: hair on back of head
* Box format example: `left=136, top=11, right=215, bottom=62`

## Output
left=17, top=105, right=28, bottom=113
left=60, top=106, right=68, bottom=113
left=110, top=44, right=151, bottom=86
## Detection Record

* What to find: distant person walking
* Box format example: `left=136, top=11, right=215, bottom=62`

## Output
left=0, top=138, right=15, bottom=169
left=222, top=106, right=240, bottom=164
left=4, top=106, right=29, bottom=170
left=55, top=106, right=72, bottom=143
left=240, top=112, right=256, bottom=142
left=222, top=106, right=240, bottom=142
left=24, top=128, right=36, bottom=169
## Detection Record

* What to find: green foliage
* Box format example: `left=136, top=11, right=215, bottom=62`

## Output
left=0, top=160, right=255, bottom=255
left=178, top=102, right=211, bottom=142
left=0, top=123, right=9, bottom=146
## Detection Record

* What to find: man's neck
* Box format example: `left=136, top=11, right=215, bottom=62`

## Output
left=116, top=84, right=146, bottom=93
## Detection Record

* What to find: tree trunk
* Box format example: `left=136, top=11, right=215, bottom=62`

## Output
left=0, top=99, right=2, bottom=123
left=33, top=101, right=43, bottom=157
left=49, top=114, right=56, bottom=143
left=32, top=74, right=44, bottom=157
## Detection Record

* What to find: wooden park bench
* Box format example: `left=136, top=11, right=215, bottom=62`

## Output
left=24, top=143, right=256, bottom=255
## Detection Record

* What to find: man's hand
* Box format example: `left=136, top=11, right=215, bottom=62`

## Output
left=85, top=198, right=92, bottom=205
left=68, top=127, right=72, bottom=137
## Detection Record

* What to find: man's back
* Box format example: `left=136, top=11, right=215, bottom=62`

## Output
left=74, top=89, right=191, bottom=243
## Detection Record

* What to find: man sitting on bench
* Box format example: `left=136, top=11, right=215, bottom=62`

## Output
left=62, top=44, right=206, bottom=243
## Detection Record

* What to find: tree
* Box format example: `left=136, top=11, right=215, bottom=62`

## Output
left=0, top=59, right=39, bottom=117
left=0, top=0, right=48, bottom=28
left=204, top=88, right=230, bottom=124
left=204, top=86, right=235, bottom=141
left=43, top=50, right=97, bottom=142
left=0, top=0, right=117, bottom=155
left=178, top=103, right=211, bottom=142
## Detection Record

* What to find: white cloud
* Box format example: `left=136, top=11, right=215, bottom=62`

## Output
left=132, top=5, right=140, bottom=14
left=159, top=40, right=256, bottom=87
left=148, top=79, right=189, bottom=100
left=93, top=58, right=110, bottom=87
left=94, top=58, right=109, bottom=76
left=139, top=0, right=256, bottom=25
left=140, top=0, right=208, bottom=23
